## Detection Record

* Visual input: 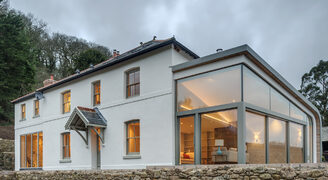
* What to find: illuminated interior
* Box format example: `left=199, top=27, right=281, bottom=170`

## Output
left=127, top=121, right=140, bottom=154
left=180, top=116, right=194, bottom=164
left=177, top=66, right=241, bottom=112
left=20, top=132, right=43, bottom=168
left=201, top=110, right=238, bottom=164
left=63, top=91, right=71, bottom=113
left=93, top=81, right=101, bottom=105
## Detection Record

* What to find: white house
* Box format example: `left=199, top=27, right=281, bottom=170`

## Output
left=12, top=37, right=322, bottom=170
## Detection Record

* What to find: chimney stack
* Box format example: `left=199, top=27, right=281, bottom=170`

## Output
left=43, top=75, right=56, bottom=87
left=113, top=49, right=120, bottom=58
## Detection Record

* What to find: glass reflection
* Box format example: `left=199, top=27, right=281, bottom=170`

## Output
left=290, top=123, right=304, bottom=163
left=269, top=118, right=287, bottom=163
left=244, top=67, right=270, bottom=109
left=271, top=88, right=289, bottom=116
left=246, top=112, right=265, bottom=164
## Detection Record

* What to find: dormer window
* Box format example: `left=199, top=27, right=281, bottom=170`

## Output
left=126, top=68, right=140, bottom=98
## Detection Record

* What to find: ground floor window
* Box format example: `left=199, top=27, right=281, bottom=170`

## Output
left=180, top=116, right=194, bottom=164
left=246, top=112, right=266, bottom=164
left=126, top=120, right=140, bottom=154
left=201, top=109, right=238, bottom=164
left=289, top=122, right=304, bottom=163
left=62, top=132, right=71, bottom=159
left=20, top=132, right=43, bottom=168
left=268, top=118, right=287, bottom=163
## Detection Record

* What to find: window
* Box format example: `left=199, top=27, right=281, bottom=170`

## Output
left=270, top=88, right=289, bottom=116
left=177, top=65, right=241, bottom=112
left=201, top=109, right=238, bottom=164
left=289, top=122, right=304, bottom=163
left=126, top=120, right=140, bottom=154
left=62, top=91, right=71, bottom=113
left=268, top=118, right=287, bottom=163
left=180, top=116, right=194, bottom=164
left=126, top=68, right=140, bottom=98
left=34, top=100, right=39, bottom=116
left=244, top=67, right=270, bottom=109
left=21, top=104, right=26, bottom=120
left=61, top=133, right=71, bottom=159
left=93, top=81, right=101, bottom=105
left=20, top=132, right=43, bottom=168
left=245, top=112, right=266, bottom=164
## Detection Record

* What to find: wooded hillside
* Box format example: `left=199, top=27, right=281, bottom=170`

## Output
left=0, top=0, right=112, bottom=122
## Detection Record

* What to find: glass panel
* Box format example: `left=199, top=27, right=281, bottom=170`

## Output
left=245, top=112, right=265, bottom=164
left=135, top=71, right=140, bottom=83
left=268, top=118, right=287, bottom=163
left=32, top=133, right=38, bottom=167
left=127, top=121, right=140, bottom=153
left=290, top=123, right=304, bottom=163
left=180, top=116, right=194, bottom=164
left=177, top=66, right=241, bottom=112
left=201, top=109, right=238, bottom=164
left=244, top=67, right=270, bottom=109
left=290, top=103, right=306, bottom=121
left=35, top=100, right=39, bottom=116
left=26, top=134, right=31, bottom=167
left=62, top=133, right=70, bottom=159
left=271, top=88, right=289, bottom=116
left=20, top=136, right=26, bottom=168
left=38, top=132, right=43, bottom=167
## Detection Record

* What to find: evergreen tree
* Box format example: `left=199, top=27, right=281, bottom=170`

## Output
left=0, top=3, right=36, bottom=121
left=300, top=60, right=328, bottom=126
left=74, top=49, right=108, bottom=72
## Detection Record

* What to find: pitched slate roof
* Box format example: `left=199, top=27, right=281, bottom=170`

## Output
left=12, top=37, right=198, bottom=103
left=65, top=106, right=107, bottom=131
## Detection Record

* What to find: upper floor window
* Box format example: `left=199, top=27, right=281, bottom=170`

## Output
left=62, top=91, right=71, bottom=113
left=61, top=132, right=71, bottom=159
left=21, top=104, right=26, bottom=120
left=93, top=81, right=101, bottom=106
left=126, top=120, right=140, bottom=154
left=34, top=100, right=39, bottom=116
left=126, top=68, right=140, bottom=98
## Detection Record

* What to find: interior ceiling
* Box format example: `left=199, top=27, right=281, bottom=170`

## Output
left=180, top=110, right=237, bottom=134
left=180, top=69, right=240, bottom=107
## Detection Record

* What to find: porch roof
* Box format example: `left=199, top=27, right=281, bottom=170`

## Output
left=65, top=106, right=107, bottom=131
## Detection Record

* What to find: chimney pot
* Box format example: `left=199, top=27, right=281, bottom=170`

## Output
left=43, top=75, right=56, bottom=87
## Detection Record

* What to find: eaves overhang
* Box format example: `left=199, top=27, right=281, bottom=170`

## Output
left=11, top=37, right=199, bottom=104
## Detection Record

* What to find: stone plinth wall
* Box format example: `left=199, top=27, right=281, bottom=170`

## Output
left=0, top=139, right=14, bottom=171
left=1, top=164, right=328, bottom=179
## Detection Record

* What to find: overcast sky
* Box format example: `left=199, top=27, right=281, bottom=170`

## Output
left=9, top=0, right=328, bottom=89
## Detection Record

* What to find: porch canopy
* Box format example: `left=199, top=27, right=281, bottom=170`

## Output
left=65, top=106, right=107, bottom=145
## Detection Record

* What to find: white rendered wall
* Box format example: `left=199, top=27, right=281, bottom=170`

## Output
left=14, top=46, right=190, bottom=170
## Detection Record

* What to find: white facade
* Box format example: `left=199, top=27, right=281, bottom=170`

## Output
left=14, top=40, right=322, bottom=170
left=14, top=45, right=191, bottom=170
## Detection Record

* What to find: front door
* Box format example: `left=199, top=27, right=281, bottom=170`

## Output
left=91, top=128, right=101, bottom=169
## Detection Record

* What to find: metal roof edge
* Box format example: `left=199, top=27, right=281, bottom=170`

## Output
left=172, top=44, right=322, bottom=124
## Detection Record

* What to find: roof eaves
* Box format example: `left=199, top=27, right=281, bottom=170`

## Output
left=11, top=38, right=183, bottom=104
